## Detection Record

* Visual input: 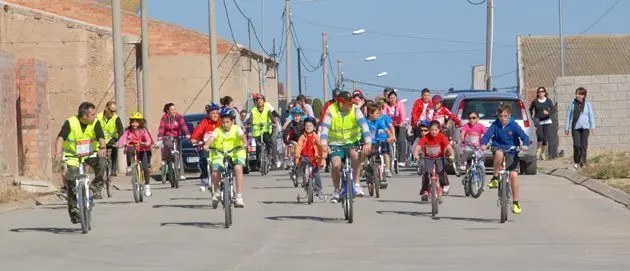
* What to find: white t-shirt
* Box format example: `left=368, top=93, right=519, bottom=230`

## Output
left=420, top=102, right=429, bottom=121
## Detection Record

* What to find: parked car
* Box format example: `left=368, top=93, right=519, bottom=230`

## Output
left=442, top=90, right=538, bottom=175
left=182, top=114, right=206, bottom=172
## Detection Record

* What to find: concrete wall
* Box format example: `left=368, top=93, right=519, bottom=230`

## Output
left=0, top=52, right=18, bottom=178
left=554, top=74, right=630, bottom=153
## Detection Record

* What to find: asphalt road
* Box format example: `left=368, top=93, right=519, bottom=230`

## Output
left=1, top=169, right=629, bottom=271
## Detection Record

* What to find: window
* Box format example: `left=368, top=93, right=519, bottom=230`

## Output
left=442, top=98, right=456, bottom=112
left=462, top=99, right=522, bottom=120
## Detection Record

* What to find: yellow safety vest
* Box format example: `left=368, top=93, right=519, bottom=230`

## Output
left=212, top=125, right=244, bottom=151
left=327, top=103, right=361, bottom=145
left=250, top=104, right=272, bottom=137
left=97, top=112, right=119, bottom=143
left=62, top=116, right=97, bottom=166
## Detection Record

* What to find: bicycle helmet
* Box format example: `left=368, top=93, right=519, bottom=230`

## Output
left=129, top=111, right=144, bottom=120
left=431, top=95, right=442, bottom=105
left=290, top=107, right=304, bottom=115
left=205, top=102, right=220, bottom=112
left=252, top=93, right=265, bottom=101
left=335, top=91, right=353, bottom=103
left=303, top=117, right=317, bottom=126
left=219, top=108, right=236, bottom=118
left=332, top=88, right=342, bottom=99
left=352, top=89, right=364, bottom=98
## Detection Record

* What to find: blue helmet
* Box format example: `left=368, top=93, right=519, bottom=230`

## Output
left=291, top=107, right=304, bottom=115
left=205, top=102, right=220, bottom=112
left=219, top=108, right=235, bottom=118
left=418, top=120, right=431, bottom=128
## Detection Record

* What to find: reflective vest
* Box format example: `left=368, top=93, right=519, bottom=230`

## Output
left=327, top=103, right=361, bottom=145
left=62, top=116, right=97, bottom=166
left=211, top=125, right=244, bottom=151
left=250, top=104, right=272, bottom=137
left=97, top=112, right=119, bottom=142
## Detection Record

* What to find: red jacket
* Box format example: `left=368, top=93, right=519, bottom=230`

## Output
left=433, top=106, right=461, bottom=127
left=320, top=100, right=335, bottom=124
left=410, top=99, right=433, bottom=127
left=192, top=118, right=220, bottom=142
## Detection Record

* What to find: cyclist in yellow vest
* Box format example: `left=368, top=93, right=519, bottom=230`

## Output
left=96, top=101, right=124, bottom=176
left=54, top=102, right=107, bottom=224
left=247, top=93, right=280, bottom=171
left=205, top=108, right=248, bottom=207
left=320, top=91, right=373, bottom=203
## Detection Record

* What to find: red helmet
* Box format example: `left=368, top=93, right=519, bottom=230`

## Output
left=431, top=95, right=442, bottom=104
left=252, top=93, right=265, bottom=101
left=352, top=89, right=364, bottom=98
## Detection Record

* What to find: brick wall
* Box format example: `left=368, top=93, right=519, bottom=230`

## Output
left=554, top=74, right=630, bottom=153
left=17, top=59, right=51, bottom=179
left=0, top=51, right=18, bottom=178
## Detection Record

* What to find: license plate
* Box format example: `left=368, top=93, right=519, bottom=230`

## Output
left=248, top=153, right=257, bottom=160
left=187, top=157, right=200, bottom=163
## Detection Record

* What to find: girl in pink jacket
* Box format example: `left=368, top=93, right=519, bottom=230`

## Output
left=117, top=112, right=155, bottom=196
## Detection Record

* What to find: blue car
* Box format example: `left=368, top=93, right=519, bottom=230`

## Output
left=182, top=114, right=206, bottom=172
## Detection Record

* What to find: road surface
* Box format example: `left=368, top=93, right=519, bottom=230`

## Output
left=1, top=169, right=629, bottom=271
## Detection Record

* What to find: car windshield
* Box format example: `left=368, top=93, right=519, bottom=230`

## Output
left=461, top=99, right=522, bottom=120
left=185, top=119, right=202, bottom=132
left=442, top=98, right=456, bottom=112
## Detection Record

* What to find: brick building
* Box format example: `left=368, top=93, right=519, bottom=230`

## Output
left=0, top=0, right=279, bottom=180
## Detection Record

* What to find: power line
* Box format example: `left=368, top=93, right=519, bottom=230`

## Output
left=344, top=78, right=419, bottom=93
left=222, top=0, right=239, bottom=46
left=290, top=21, right=324, bottom=72
left=493, top=0, right=623, bottom=79
left=301, top=47, right=507, bottom=56
left=230, top=0, right=273, bottom=56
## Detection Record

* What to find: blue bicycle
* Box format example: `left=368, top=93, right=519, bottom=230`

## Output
left=337, top=146, right=358, bottom=223
left=462, top=145, right=486, bottom=198
left=495, top=146, right=520, bottom=223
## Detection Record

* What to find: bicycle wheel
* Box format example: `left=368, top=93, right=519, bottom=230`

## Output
left=105, top=163, right=113, bottom=198
left=260, top=147, right=267, bottom=176
left=223, top=181, right=232, bottom=228
left=431, top=178, right=438, bottom=217
left=132, top=165, right=140, bottom=203
left=499, top=174, right=509, bottom=223
left=291, top=168, right=299, bottom=188
left=172, top=160, right=180, bottom=189
left=372, top=164, right=381, bottom=199
left=463, top=169, right=472, bottom=197
left=138, top=165, right=144, bottom=203
left=83, top=182, right=92, bottom=232
left=470, top=165, right=485, bottom=199
left=346, top=172, right=354, bottom=223
left=306, top=166, right=314, bottom=204
left=161, top=162, right=167, bottom=185
left=392, top=143, right=399, bottom=174
left=77, top=181, right=89, bottom=234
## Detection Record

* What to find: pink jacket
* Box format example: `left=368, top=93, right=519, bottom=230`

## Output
left=382, top=101, right=406, bottom=126
left=117, top=128, right=155, bottom=152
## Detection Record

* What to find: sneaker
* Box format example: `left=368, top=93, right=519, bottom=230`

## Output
left=212, top=190, right=220, bottom=205
left=384, top=170, right=392, bottom=178
left=316, top=190, right=326, bottom=200
left=126, top=166, right=132, bottom=173
left=512, top=203, right=522, bottom=214
left=330, top=191, right=341, bottom=203
left=536, top=149, right=542, bottom=160
left=541, top=153, right=547, bottom=161
left=179, top=175, right=186, bottom=181
left=420, top=191, right=429, bottom=201
left=354, top=184, right=365, bottom=196
left=574, top=163, right=580, bottom=170
left=69, top=208, right=80, bottom=224
left=199, top=178, right=209, bottom=191
left=235, top=194, right=244, bottom=208
left=487, top=177, right=499, bottom=189
left=442, top=185, right=450, bottom=195
left=398, top=162, right=406, bottom=167
left=459, top=165, right=467, bottom=171
left=276, top=161, right=283, bottom=169
left=93, top=189, right=103, bottom=199
left=199, top=186, right=206, bottom=192
left=144, top=185, right=152, bottom=197
left=110, top=171, right=117, bottom=177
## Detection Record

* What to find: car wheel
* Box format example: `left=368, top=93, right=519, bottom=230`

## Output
left=520, top=158, right=537, bottom=175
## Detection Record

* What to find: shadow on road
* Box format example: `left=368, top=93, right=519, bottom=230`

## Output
left=259, top=201, right=302, bottom=205
left=99, top=201, right=135, bottom=205
left=9, top=227, right=82, bottom=235
left=153, top=204, right=209, bottom=209
left=160, top=222, right=223, bottom=229
left=443, top=194, right=468, bottom=198
left=377, top=199, right=424, bottom=205
left=265, top=215, right=345, bottom=223
left=170, top=197, right=208, bottom=201
left=252, top=186, right=296, bottom=190
left=376, top=210, right=500, bottom=224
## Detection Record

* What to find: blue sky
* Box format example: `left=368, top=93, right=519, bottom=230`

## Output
left=148, top=0, right=629, bottom=101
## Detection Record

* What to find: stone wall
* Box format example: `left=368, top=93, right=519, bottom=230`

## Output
left=0, top=51, right=18, bottom=179
left=553, top=74, right=630, bottom=153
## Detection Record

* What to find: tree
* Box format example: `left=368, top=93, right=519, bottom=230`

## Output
left=312, top=98, right=323, bottom=119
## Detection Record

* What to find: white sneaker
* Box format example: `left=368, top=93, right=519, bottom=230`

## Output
left=199, top=186, right=206, bottom=192
left=276, top=161, right=283, bottom=168
left=398, top=162, right=405, bottom=167
left=180, top=175, right=186, bottom=180
left=199, top=178, right=209, bottom=191
left=460, top=165, right=467, bottom=171
left=126, top=166, right=132, bottom=173
left=235, top=194, right=244, bottom=208
left=385, top=170, right=392, bottom=178
left=354, top=184, right=365, bottom=196
left=144, top=185, right=152, bottom=197
left=443, top=185, right=450, bottom=195
left=574, top=163, right=580, bottom=170
left=330, top=191, right=341, bottom=203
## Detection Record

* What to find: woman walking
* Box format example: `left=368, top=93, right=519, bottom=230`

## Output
left=529, top=87, right=555, bottom=160
left=564, top=87, right=596, bottom=169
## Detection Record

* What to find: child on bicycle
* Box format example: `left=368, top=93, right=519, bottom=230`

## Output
left=295, top=117, right=327, bottom=200
left=205, top=108, right=248, bottom=208
left=412, top=120, right=455, bottom=201
left=480, top=104, right=530, bottom=214
left=366, top=103, right=396, bottom=185
left=459, top=111, right=487, bottom=171
left=283, top=107, right=305, bottom=167
left=117, top=112, right=154, bottom=197
left=431, top=95, right=461, bottom=129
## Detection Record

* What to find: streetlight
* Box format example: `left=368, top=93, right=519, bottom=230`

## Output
left=377, top=72, right=388, bottom=77
left=365, top=56, right=376, bottom=61
left=352, top=29, right=366, bottom=35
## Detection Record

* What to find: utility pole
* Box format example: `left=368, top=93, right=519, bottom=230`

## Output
left=322, top=32, right=328, bottom=101
left=208, top=0, right=219, bottom=102
left=297, top=47, right=303, bottom=95
left=485, top=0, right=494, bottom=90
left=337, top=59, right=343, bottom=90
left=140, top=0, right=150, bottom=128
left=284, top=0, right=291, bottom=101
left=112, top=0, right=126, bottom=173
left=559, top=0, right=565, bottom=76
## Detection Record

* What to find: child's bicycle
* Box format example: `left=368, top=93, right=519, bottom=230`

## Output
left=296, top=157, right=324, bottom=204
left=494, top=146, right=521, bottom=223
left=425, top=157, right=445, bottom=217
left=462, top=145, right=486, bottom=198
left=365, top=141, right=387, bottom=198
left=286, top=141, right=299, bottom=188
left=62, top=154, right=96, bottom=234
left=126, top=144, right=146, bottom=203
left=209, top=147, right=242, bottom=228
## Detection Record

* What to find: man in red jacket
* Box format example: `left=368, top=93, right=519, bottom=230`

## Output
left=410, top=88, right=434, bottom=140
left=191, top=102, right=221, bottom=191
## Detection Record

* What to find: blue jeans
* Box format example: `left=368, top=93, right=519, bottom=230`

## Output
left=198, top=150, right=209, bottom=180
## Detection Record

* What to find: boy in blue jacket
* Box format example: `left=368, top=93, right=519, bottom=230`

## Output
left=480, top=104, right=530, bottom=214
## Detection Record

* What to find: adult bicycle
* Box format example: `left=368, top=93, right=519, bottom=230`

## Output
left=104, top=147, right=113, bottom=198
left=253, top=124, right=271, bottom=176
left=336, top=146, right=359, bottom=224
left=495, top=146, right=521, bottom=223
left=365, top=141, right=387, bottom=198
left=63, top=154, right=95, bottom=234
left=160, top=136, right=182, bottom=188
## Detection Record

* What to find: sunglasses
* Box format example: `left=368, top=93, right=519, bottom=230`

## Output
left=468, top=116, right=478, bottom=120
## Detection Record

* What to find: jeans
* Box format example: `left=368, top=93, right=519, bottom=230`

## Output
left=198, top=149, right=209, bottom=180
left=127, top=150, right=152, bottom=184
left=572, top=128, right=590, bottom=166
left=255, top=133, right=273, bottom=167
left=65, top=157, right=105, bottom=216
left=394, top=126, right=408, bottom=162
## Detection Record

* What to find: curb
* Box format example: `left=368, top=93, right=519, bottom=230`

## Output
left=0, top=193, right=65, bottom=215
left=541, top=167, right=630, bottom=209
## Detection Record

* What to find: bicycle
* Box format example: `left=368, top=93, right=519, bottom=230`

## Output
left=160, top=136, right=182, bottom=189
left=63, top=154, right=95, bottom=234
left=365, top=141, right=386, bottom=198
left=462, top=145, right=486, bottom=198
left=336, top=146, right=359, bottom=223
left=210, top=147, right=242, bottom=228
left=253, top=124, right=272, bottom=176
left=126, top=144, right=146, bottom=203
left=495, top=146, right=520, bottom=223
left=104, top=147, right=113, bottom=198
left=390, top=140, right=399, bottom=175
left=422, top=157, right=445, bottom=217
left=286, top=141, right=299, bottom=188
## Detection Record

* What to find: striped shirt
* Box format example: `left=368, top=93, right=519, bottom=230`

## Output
left=319, top=104, right=371, bottom=146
